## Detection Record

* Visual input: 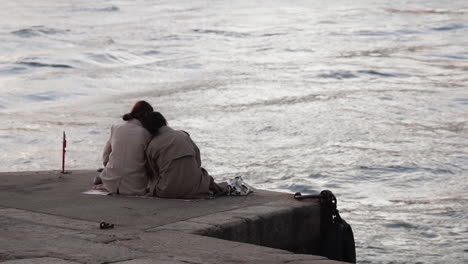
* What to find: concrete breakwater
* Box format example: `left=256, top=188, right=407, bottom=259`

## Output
left=0, top=170, right=347, bottom=264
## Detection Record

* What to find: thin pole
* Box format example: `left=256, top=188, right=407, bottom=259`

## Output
left=62, top=131, right=67, bottom=173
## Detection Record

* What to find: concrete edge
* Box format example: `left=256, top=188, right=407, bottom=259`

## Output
left=149, top=201, right=321, bottom=253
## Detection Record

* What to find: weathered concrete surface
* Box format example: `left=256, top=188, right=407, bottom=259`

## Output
left=0, top=170, right=346, bottom=264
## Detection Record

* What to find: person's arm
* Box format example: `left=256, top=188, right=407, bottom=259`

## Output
left=146, top=147, right=160, bottom=195
left=102, top=127, right=113, bottom=166
left=181, top=130, right=201, bottom=166
left=145, top=149, right=154, bottom=183
left=187, top=134, right=202, bottom=167
left=194, top=141, right=201, bottom=167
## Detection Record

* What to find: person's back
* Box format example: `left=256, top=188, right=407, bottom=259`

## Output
left=100, top=119, right=152, bottom=195
left=146, top=126, right=212, bottom=198
left=143, top=111, right=227, bottom=199
left=98, top=101, right=154, bottom=196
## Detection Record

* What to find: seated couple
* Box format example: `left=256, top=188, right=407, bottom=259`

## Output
left=94, top=101, right=227, bottom=199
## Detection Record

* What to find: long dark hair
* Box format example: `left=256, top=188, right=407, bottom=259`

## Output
left=122, top=101, right=153, bottom=121
left=142, top=111, right=167, bottom=135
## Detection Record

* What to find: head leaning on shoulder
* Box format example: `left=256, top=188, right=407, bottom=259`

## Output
left=142, top=111, right=167, bottom=135
left=122, top=100, right=153, bottom=121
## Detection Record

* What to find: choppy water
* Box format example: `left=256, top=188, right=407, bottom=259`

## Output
left=1, top=0, right=467, bottom=263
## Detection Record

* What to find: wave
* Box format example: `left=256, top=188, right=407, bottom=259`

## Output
left=389, top=198, right=468, bottom=205
left=84, top=52, right=120, bottom=64
left=384, top=221, right=419, bottom=230
left=22, top=92, right=71, bottom=102
left=16, top=61, right=74, bottom=69
left=431, top=24, right=466, bottom=31
left=317, top=71, right=358, bottom=79
left=359, top=165, right=454, bottom=175
left=277, top=183, right=318, bottom=194
left=385, top=8, right=468, bottom=15
left=11, top=26, right=70, bottom=37
left=357, top=70, right=401, bottom=77
left=69, top=6, right=120, bottom=13
left=0, top=66, right=28, bottom=75
left=316, top=70, right=404, bottom=79
left=192, top=29, right=251, bottom=38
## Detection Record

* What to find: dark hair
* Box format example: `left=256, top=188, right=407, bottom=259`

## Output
left=122, top=101, right=153, bottom=121
left=142, top=111, right=167, bottom=135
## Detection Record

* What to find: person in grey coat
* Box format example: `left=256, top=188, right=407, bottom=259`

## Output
left=95, top=101, right=153, bottom=195
left=143, top=112, right=227, bottom=199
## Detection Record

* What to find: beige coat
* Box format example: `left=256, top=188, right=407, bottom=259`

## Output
left=146, top=126, right=217, bottom=199
left=100, top=119, right=152, bottom=195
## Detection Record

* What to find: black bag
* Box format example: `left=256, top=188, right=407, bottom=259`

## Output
left=294, top=190, right=356, bottom=263
left=319, top=190, right=356, bottom=263
left=321, top=210, right=356, bottom=263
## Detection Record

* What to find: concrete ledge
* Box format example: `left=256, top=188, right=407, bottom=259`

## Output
left=0, top=170, right=346, bottom=264
left=152, top=203, right=321, bottom=254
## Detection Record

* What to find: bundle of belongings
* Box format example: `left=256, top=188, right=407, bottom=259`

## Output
left=226, top=176, right=254, bottom=196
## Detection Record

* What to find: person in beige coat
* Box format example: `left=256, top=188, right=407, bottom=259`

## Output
left=96, top=101, right=153, bottom=195
left=143, top=112, right=227, bottom=199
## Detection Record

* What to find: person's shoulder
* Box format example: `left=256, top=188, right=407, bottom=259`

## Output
left=127, top=118, right=143, bottom=127
left=179, top=130, right=190, bottom=137
left=157, top=128, right=190, bottom=142
left=125, top=119, right=148, bottom=132
left=173, top=130, right=195, bottom=147
left=117, top=120, right=150, bottom=136
left=110, top=122, right=123, bottom=132
left=173, top=129, right=191, bottom=139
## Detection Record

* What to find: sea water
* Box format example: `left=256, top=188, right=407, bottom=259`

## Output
left=0, top=0, right=467, bottom=263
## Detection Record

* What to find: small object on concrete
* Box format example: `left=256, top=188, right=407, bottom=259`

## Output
left=294, top=192, right=321, bottom=200
left=99, top=221, right=114, bottom=229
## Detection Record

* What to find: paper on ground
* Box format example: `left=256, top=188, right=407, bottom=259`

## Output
left=82, top=189, right=110, bottom=195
